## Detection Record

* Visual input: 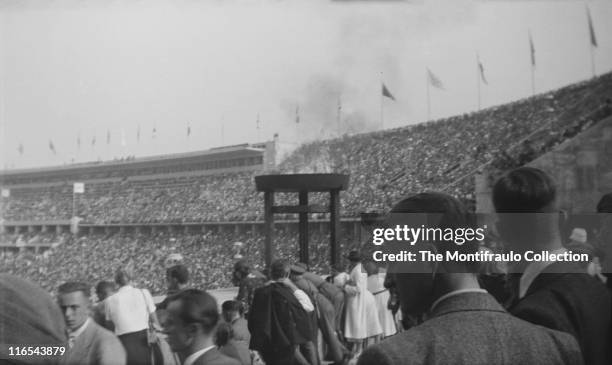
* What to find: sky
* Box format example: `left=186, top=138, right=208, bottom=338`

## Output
left=1, top=0, right=611, bottom=169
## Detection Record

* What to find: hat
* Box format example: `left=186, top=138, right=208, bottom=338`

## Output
left=0, top=274, right=66, bottom=356
left=290, top=265, right=306, bottom=274
left=569, top=228, right=587, bottom=244
left=347, top=250, right=362, bottom=262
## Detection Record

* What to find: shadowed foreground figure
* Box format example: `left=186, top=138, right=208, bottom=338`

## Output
left=357, top=192, right=583, bottom=365
left=493, top=167, right=611, bottom=365
left=0, top=274, right=67, bottom=365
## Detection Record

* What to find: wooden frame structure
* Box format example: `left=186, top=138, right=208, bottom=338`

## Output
left=254, top=174, right=349, bottom=269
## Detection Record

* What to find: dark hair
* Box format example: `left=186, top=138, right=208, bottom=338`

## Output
left=492, top=167, right=556, bottom=213
left=114, top=268, right=132, bottom=286
left=221, top=300, right=243, bottom=315
left=167, top=289, right=219, bottom=334
left=58, top=282, right=90, bottom=298
left=597, top=193, right=612, bottom=213
left=390, top=192, right=479, bottom=268
left=95, top=281, right=115, bottom=294
left=215, top=322, right=233, bottom=347
left=270, top=259, right=289, bottom=280
left=167, top=265, right=190, bottom=284
left=233, top=260, right=250, bottom=275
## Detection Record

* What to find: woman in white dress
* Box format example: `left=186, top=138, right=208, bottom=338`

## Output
left=342, top=250, right=382, bottom=355
left=364, top=261, right=397, bottom=338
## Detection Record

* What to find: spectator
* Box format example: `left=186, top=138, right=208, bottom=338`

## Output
left=57, top=281, right=126, bottom=365
left=163, top=289, right=240, bottom=365
left=0, top=274, right=66, bottom=365
left=158, top=264, right=190, bottom=310
left=493, top=167, right=611, bottom=365
left=93, top=281, right=116, bottom=327
left=104, top=268, right=162, bottom=365
left=358, top=192, right=583, bottom=365
left=216, top=322, right=251, bottom=365
left=248, top=259, right=315, bottom=365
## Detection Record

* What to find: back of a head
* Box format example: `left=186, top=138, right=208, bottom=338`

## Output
left=270, top=259, right=289, bottom=280
left=0, top=274, right=66, bottom=363
left=167, top=264, right=190, bottom=285
left=215, top=321, right=233, bottom=347
left=95, top=280, right=115, bottom=298
left=115, top=267, right=132, bottom=286
left=222, top=300, right=242, bottom=315
left=170, top=289, right=219, bottom=335
left=492, top=167, right=557, bottom=213
left=390, top=192, right=479, bottom=270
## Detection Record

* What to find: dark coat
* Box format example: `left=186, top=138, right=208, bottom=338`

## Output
left=358, top=292, right=583, bottom=365
left=248, top=282, right=313, bottom=361
left=510, top=262, right=612, bottom=365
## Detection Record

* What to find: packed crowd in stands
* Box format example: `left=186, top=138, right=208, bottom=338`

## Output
left=1, top=73, right=611, bottom=224
left=0, top=227, right=356, bottom=295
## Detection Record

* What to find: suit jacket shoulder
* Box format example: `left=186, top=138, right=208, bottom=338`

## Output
left=358, top=292, right=583, bottom=365
left=192, top=348, right=241, bottom=365
left=63, top=320, right=126, bottom=365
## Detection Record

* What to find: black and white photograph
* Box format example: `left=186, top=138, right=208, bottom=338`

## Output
left=1, top=0, right=611, bottom=364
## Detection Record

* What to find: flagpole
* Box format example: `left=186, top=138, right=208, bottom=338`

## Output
left=380, top=72, right=384, bottom=130
left=337, top=96, right=342, bottom=137
left=531, top=63, right=535, bottom=97
left=426, top=69, right=431, bottom=121
left=589, top=43, right=596, bottom=78
left=476, top=53, right=481, bottom=111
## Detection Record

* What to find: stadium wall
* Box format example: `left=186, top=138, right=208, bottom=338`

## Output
left=476, top=115, right=612, bottom=214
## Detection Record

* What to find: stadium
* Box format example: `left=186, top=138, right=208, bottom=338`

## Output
left=2, top=72, right=611, bottom=295
left=2, top=1, right=612, bottom=364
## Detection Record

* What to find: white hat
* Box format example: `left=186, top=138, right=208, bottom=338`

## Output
left=569, top=228, right=587, bottom=244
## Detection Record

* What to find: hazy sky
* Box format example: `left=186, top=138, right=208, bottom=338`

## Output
left=1, top=0, right=611, bottom=169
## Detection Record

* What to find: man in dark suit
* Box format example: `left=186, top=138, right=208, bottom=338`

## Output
left=358, top=192, right=583, bottom=365
left=162, top=289, right=239, bottom=365
left=57, top=282, right=126, bottom=365
left=493, top=167, right=611, bottom=365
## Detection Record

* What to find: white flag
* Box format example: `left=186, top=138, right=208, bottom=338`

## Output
left=73, top=182, right=85, bottom=194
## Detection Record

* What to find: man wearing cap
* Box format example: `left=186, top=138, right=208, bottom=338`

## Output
left=298, top=263, right=346, bottom=336
left=291, top=264, right=347, bottom=365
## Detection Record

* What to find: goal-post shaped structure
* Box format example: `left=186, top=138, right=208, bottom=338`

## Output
left=255, top=174, right=349, bottom=269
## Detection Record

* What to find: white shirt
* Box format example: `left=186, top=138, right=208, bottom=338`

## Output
left=183, top=345, right=215, bottom=365
left=293, top=289, right=315, bottom=312
left=105, top=285, right=156, bottom=336
left=519, top=248, right=567, bottom=299
left=430, top=289, right=488, bottom=313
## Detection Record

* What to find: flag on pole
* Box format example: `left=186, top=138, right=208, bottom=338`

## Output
left=427, top=68, right=445, bottom=90
left=295, top=106, right=300, bottom=124
left=137, top=125, right=141, bottom=142
left=587, top=6, right=597, bottom=47
left=256, top=114, right=261, bottom=130
left=49, top=140, right=56, bottom=154
left=18, top=143, right=24, bottom=155
left=187, top=123, right=191, bottom=137
left=91, top=134, right=96, bottom=147
left=106, top=130, right=111, bottom=145
left=478, top=56, right=488, bottom=85
left=152, top=127, right=157, bottom=139
left=382, top=83, right=396, bottom=100
left=77, top=133, right=81, bottom=150
left=529, top=30, right=536, bottom=67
